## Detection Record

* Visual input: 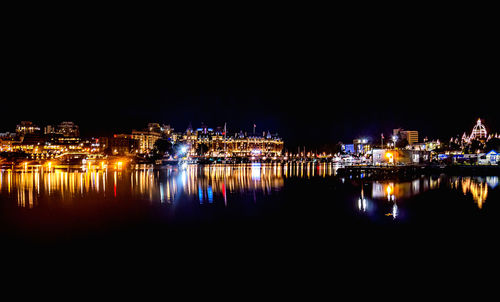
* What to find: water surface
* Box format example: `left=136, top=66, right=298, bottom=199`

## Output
left=1, top=163, right=498, bottom=246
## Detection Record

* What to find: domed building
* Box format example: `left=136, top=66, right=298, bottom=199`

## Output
left=470, top=118, right=488, bottom=141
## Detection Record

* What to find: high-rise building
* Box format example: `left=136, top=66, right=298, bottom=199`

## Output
left=393, top=128, right=419, bottom=145
left=404, top=131, right=419, bottom=145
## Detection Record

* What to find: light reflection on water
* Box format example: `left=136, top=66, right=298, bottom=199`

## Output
left=0, top=163, right=338, bottom=208
left=1, top=164, right=498, bottom=217
left=356, top=175, right=499, bottom=220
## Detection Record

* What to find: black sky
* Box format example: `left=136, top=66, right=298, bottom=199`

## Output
left=2, top=7, right=498, bottom=149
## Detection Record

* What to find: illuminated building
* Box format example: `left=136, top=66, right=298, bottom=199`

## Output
left=0, top=132, right=17, bottom=152
left=372, top=149, right=430, bottom=165
left=470, top=118, right=487, bottom=141
left=215, top=132, right=283, bottom=157
left=100, top=135, right=140, bottom=155
left=57, top=121, right=80, bottom=137
left=44, top=125, right=55, bottom=135
left=131, top=130, right=162, bottom=154
left=353, top=138, right=371, bottom=154
left=406, top=139, right=441, bottom=151
left=174, top=124, right=284, bottom=157
left=342, top=144, right=355, bottom=154
left=2, top=121, right=283, bottom=158
left=16, top=121, right=40, bottom=135
left=44, top=122, right=80, bottom=137
left=125, top=123, right=176, bottom=154
left=0, top=139, right=15, bottom=152
left=11, top=134, right=85, bottom=159
left=479, top=150, right=499, bottom=165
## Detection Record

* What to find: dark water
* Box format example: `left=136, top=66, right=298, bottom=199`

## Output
left=2, top=163, right=499, bottom=289
left=1, top=163, right=499, bottom=255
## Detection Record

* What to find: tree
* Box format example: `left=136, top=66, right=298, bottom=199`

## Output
left=485, top=138, right=500, bottom=152
left=152, top=139, right=173, bottom=159
left=396, top=138, right=409, bottom=149
left=196, top=143, right=209, bottom=156
left=465, top=140, right=483, bottom=154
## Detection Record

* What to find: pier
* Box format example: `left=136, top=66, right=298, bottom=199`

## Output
left=336, top=164, right=500, bottom=179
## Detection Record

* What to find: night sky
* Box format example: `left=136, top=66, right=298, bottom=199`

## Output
left=2, top=9, right=498, bottom=150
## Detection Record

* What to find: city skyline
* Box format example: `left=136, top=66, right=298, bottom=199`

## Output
left=0, top=102, right=497, bottom=150
left=0, top=85, right=500, bottom=148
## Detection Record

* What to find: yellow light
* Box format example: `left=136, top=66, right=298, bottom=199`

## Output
left=386, top=185, right=393, bottom=195
left=385, top=152, right=393, bottom=158
left=117, top=162, right=123, bottom=169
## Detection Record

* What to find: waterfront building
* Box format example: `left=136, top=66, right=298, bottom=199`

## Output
left=219, top=132, right=283, bottom=157
left=353, top=138, right=371, bottom=154
left=131, top=130, right=162, bottom=154
left=100, top=135, right=139, bottom=155
left=174, top=124, right=284, bottom=158
left=485, top=150, right=498, bottom=165
left=372, top=149, right=430, bottom=165
left=0, top=132, right=17, bottom=152
left=12, top=134, right=84, bottom=159
left=0, top=133, right=18, bottom=152
left=2, top=120, right=284, bottom=159
left=342, top=144, right=355, bottom=154
left=407, top=140, right=441, bottom=151
left=476, top=150, right=499, bottom=165
left=12, top=133, right=46, bottom=154
left=121, top=123, right=175, bottom=154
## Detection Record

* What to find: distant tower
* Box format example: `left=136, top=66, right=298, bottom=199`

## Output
left=470, top=118, right=487, bottom=140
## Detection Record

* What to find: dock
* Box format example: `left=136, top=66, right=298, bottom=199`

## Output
left=337, top=164, right=500, bottom=179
